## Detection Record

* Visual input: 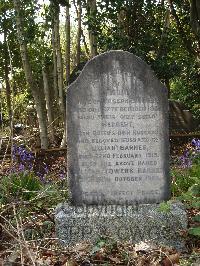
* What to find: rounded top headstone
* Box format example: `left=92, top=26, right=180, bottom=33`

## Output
left=67, top=50, right=170, bottom=205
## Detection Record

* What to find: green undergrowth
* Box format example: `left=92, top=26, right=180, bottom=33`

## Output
left=0, top=171, right=68, bottom=206
left=0, top=168, right=68, bottom=245
left=0, top=140, right=199, bottom=263
left=171, top=139, right=200, bottom=237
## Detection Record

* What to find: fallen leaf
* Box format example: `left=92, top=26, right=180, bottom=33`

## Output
left=135, top=241, right=157, bottom=252
left=80, top=259, right=92, bottom=266
left=72, top=242, right=91, bottom=253
left=93, top=250, right=105, bottom=261
left=65, top=259, right=79, bottom=266
left=109, top=256, right=122, bottom=264
left=162, top=253, right=180, bottom=266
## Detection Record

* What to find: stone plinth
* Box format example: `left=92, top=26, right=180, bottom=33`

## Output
left=55, top=201, right=187, bottom=251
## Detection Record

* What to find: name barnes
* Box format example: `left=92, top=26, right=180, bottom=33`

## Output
left=92, top=144, right=147, bottom=151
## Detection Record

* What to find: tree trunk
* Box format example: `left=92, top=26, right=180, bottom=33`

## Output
left=164, top=78, right=170, bottom=99
left=55, top=9, right=64, bottom=114
left=52, top=1, right=66, bottom=147
left=4, top=30, right=14, bottom=159
left=42, top=66, right=55, bottom=142
left=54, top=3, right=63, bottom=107
left=74, top=0, right=90, bottom=58
left=190, top=0, right=200, bottom=39
left=52, top=25, right=58, bottom=99
left=82, top=29, right=90, bottom=56
left=87, top=0, right=97, bottom=57
left=13, top=0, right=48, bottom=149
left=4, top=30, right=12, bottom=129
left=65, top=2, right=70, bottom=85
left=157, top=9, right=170, bottom=58
left=167, top=0, right=198, bottom=58
left=76, top=0, right=82, bottom=66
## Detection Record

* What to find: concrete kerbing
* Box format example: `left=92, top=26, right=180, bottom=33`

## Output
left=55, top=201, right=187, bottom=251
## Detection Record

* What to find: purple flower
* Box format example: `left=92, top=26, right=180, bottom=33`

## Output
left=191, top=138, right=200, bottom=151
left=179, top=138, right=200, bottom=168
left=28, top=163, right=33, bottom=170
left=183, top=149, right=189, bottom=157
left=36, top=171, right=46, bottom=183
left=180, top=154, right=192, bottom=168
left=59, top=172, right=65, bottom=179
left=43, top=163, right=49, bottom=174
left=11, top=145, right=35, bottom=173
left=19, top=163, right=25, bottom=171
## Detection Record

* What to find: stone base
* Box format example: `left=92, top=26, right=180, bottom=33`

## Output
left=55, top=201, right=187, bottom=251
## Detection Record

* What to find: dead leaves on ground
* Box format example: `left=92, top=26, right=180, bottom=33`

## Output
left=0, top=237, right=183, bottom=265
left=42, top=240, right=181, bottom=266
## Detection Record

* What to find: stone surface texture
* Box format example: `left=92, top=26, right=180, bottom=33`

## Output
left=67, top=51, right=170, bottom=205
left=55, top=201, right=187, bottom=251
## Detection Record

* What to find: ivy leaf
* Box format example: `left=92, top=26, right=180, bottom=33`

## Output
left=188, top=227, right=200, bottom=236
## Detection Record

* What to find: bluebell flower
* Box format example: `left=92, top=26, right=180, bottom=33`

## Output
left=59, top=172, right=65, bottom=179
left=43, top=163, right=49, bottom=174
left=191, top=138, right=200, bottom=151
left=28, top=163, right=33, bottom=170
left=38, top=173, right=46, bottom=184
left=19, top=163, right=25, bottom=171
left=183, top=149, right=189, bottom=157
left=179, top=138, right=200, bottom=168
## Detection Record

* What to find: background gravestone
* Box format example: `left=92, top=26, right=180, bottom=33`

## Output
left=169, top=100, right=199, bottom=133
left=67, top=50, right=170, bottom=205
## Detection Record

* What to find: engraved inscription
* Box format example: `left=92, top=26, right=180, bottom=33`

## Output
left=74, top=76, right=165, bottom=203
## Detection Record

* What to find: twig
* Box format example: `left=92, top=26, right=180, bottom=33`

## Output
left=19, top=211, right=37, bottom=266
left=0, top=221, right=20, bottom=243
left=0, top=136, right=11, bottom=168
left=13, top=204, right=36, bottom=266
left=0, top=213, right=18, bottom=234
left=159, top=248, right=174, bottom=265
left=13, top=204, right=25, bottom=266
left=36, top=206, right=55, bottom=224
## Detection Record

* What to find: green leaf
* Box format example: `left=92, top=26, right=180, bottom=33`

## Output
left=188, top=227, right=200, bottom=236
left=191, top=201, right=200, bottom=209
left=189, top=184, right=200, bottom=196
left=91, top=239, right=106, bottom=254
left=158, top=202, right=171, bottom=213
left=193, top=215, right=200, bottom=222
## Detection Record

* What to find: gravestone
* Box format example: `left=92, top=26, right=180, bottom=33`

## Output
left=169, top=100, right=199, bottom=133
left=55, top=51, right=187, bottom=250
left=67, top=51, right=170, bottom=205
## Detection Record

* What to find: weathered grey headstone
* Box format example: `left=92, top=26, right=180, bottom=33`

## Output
left=67, top=51, right=170, bottom=205
left=55, top=51, right=187, bottom=250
